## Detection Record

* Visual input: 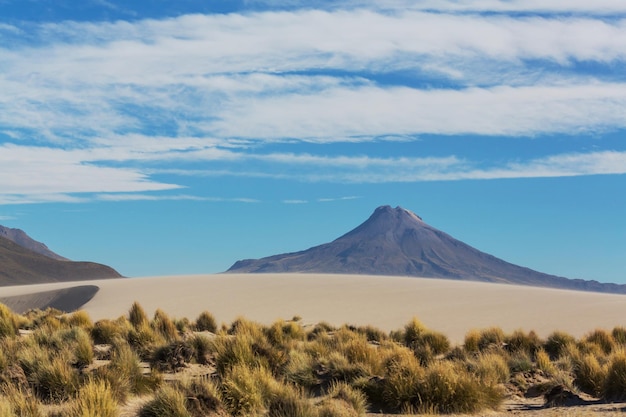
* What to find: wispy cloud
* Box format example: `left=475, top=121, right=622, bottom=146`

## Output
left=318, top=196, right=361, bottom=202
left=282, top=199, right=308, bottom=204
left=1, top=5, right=625, bottom=204
left=96, top=194, right=260, bottom=203
left=250, top=0, right=626, bottom=15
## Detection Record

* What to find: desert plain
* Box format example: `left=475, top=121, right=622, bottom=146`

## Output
left=3, top=273, right=626, bottom=344
left=3, top=273, right=626, bottom=416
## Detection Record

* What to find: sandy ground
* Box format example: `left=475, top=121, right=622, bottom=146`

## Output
left=0, top=285, right=99, bottom=314
left=2, top=274, right=626, bottom=343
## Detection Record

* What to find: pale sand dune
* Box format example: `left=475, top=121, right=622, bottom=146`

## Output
left=2, top=273, right=626, bottom=343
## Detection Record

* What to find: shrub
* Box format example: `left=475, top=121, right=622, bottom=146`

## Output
left=188, top=334, right=213, bottom=365
left=266, top=385, right=317, bottom=417
left=536, top=348, right=557, bottom=377
left=603, top=351, right=626, bottom=401
left=418, top=361, right=502, bottom=414
left=178, top=378, right=224, bottom=417
left=320, top=351, right=371, bottom=384
left=0, top=384, right=43, bottom=417
left=354, top=325, right=388, bottom=343
left=508, top=351, right=534, bottom=373
left=402, top=318, right=426, bottom=347
left=0, top=304, right=19, bottom=339
left=174, top=318, right=191, bottom=334
left=318, top=399, right=360, bottom=417
left=127, top=322, right=163, bottom=360
left=152, top=341, right=194, bottom=372
left=211, top=333, right=259, bottom=375
left=573, top=352, right=607, bottom=397
left=152, top=309, right=179, bottom=342
left=91, top=319, right=130, bottom=345
left=98, top=341, right=158, bottom=401
left=325, top=381, right=368, bottom=416
left=67, top=379, right=118, bottom=417
left=284, top=349, right=318, bottom=388
left=30, top=355, right=79, bottom=403
left=0, top=399, right=12, bottom=417
left=194, top=311, right=217, bottom=333
left=505, top=330, right=541, bottom=355
left=472, top=352, right=510, bottom=385
left=308, top=322, right=336, bottom=341
left=139, top=385, right=189, bottom=417
left=584, top=329, right=615, bottom=355
left=379, top=349, right=424, bottom=412
left=64, top=310, right=94, bottom=330
left=128, top=302, right=149, bottom=329
left=74, top=327, right=95, bottom=368
left=612, top=327, right=626, bottom=345
left=472, top=327, right=506, bottom=352
left=266, top=320, right=305, bottom=348
left=221, top=364, right=278, bottom=416
left=544, top=331, right=576, bottom=359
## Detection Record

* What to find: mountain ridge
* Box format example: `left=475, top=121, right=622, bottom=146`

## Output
left=0, top=225, right=68, bottom=261
left=0, top=233, right=122, bottom=286
left=227, top=205, right=626, bottom=294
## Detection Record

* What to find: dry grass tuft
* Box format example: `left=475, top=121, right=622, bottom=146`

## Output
left=194, top=311, right=217, bottom=333
left=67, top=379, right=118, bottom=417
left=603, top=350, right=626, bottom=401
left=139, top=385, right=189, bottom=417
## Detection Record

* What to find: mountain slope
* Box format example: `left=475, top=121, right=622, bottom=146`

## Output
left=0, top=225, right=68, bottom=261
left=0, top=235, right=122, bottom=286
left=227, top=205, right=626, bottom=294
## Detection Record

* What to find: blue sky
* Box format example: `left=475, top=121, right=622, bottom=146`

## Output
left=1, top=0, right=625, bottom=283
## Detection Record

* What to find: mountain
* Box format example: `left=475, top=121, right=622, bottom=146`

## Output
left=0, top=234, right=122, bottom=286
left=0, top=225, right=68, bottom=261
left=227, top=205, right=626, bottom=294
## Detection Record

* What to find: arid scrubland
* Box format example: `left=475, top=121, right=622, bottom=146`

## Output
left=2, top=302, right=626, bottom=416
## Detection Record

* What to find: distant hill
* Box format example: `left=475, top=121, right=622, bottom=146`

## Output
left=0, top=234, right=122, bottom=286
left=0, top=225, right=68, bottom=261
left=227, top=205, right=626, bottom=294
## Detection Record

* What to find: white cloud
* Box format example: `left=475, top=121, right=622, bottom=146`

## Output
left=0, top=144, right=180, bottom=195
left=214, top=83, right=626, bottom=140
left=252, top=0, right=626, bottom=15
left=96, top=194, right=260, bottom=203
left=318, top=196, right=361, bottom=202
left=1, top=7, right=625, bottom=204
left=282, top=199, right=308, bottom=204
